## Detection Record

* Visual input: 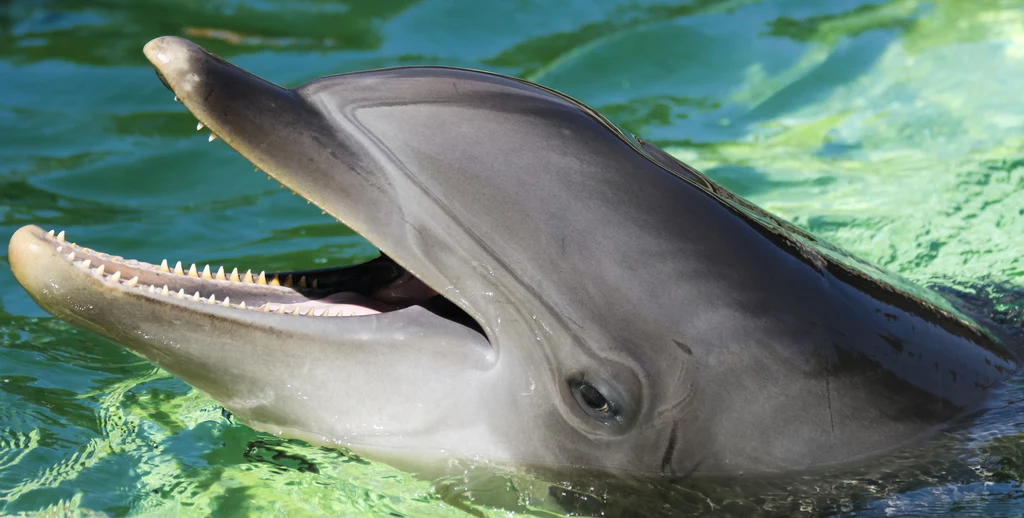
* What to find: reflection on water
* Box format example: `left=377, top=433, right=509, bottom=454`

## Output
left=0, top=0, right=1022, bottom=515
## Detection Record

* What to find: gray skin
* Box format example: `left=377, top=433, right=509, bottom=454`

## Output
left=8, top=36, right=1016, bottom=476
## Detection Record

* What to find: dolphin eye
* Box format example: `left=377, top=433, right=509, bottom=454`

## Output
left=571, top=380, right=621, bottom=424
left=579, top=383, right=610, bottom=413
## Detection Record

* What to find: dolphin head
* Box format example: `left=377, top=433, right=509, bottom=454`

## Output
left=9, top=36, right=688, bottom=473
left=11, top=37, right=1013, bottom=476
left=139, top=36, right=690, bottom=458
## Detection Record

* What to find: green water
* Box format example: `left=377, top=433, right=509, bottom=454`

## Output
left=1, top=0, right=1022, bottom=515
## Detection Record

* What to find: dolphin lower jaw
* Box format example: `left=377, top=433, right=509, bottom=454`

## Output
left=8, top=224, right=501, bottom=456
left=7, top=221, right=628, bottom=469
left=7, top=224, right=497, bottom=386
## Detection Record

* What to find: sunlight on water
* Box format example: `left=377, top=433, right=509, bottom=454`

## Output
left=671, top=0, right=1024, bottom=289
left=0, top=0, right=1022, bottom=515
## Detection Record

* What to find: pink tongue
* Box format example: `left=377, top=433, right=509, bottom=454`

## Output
left=260, top=292, right=391, bottom=316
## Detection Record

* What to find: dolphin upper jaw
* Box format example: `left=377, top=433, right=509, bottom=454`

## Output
left=142, top=38, right=338, bottom=215
left=140, top=37, right=499, bottom=342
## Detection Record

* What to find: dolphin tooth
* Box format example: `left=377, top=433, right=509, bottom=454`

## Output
left=177, top=289, right=186, bottom=299
left=299, top=276, right=307, bottom=289
left=215, top=266, right=226, bottom=281
left=243, top=270, right=254, bottom=284
left=201, top=264, right=212, bottom=280
left=314, top=308, right=328, bottom=317
left=56, top=230, right=66, bottom=242
left=230, top=268, right=240, bottom=282
left=256, top=271, right=267, bottom=285
left=238, top=301, right=247, bottom=309
left=126, top=276, right=139, bottom=288
left=173, top=261, right=184, bottom=275
left=270, top=275, right=280, bottom=287
left=197, top=122, right=205, bottom=131
left=162, top=285, right=169, bottom=296
left=298, top=308, right=311, bottom=316
left=312, top=279, right=319, bottom=290
left=56, top=246, right=62, bottom=253
left=276, top=306, right=286, bottom=314
left=149, top=285, right=156, bottom=294
left=80, top=259, right=92, bottom=270
left=192, top=291, right=202, bottom=301
left=48, top=229, right=55, bottom=236
left=173, top=95, right=178, bottom=102
left=159, top=259, right=170, bottom=273
left=284, top=275, right=293, bottom=288
left=207, top=294, right=216, bottom=304
left=208, top=133, right=218, bottom=142
left=188, top=263, right=198, bottom=278
left=222, top=296, right=231, bottom=307
left=109, top=271, right=121, bottom=282
left=93, top=264, right=105, bottom=278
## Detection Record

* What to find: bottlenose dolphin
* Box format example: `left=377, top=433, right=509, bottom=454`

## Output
left=7, top=36, right=1016, bottom=476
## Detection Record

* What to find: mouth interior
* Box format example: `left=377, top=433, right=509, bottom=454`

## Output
left=43, top=229, right=481, bottom=333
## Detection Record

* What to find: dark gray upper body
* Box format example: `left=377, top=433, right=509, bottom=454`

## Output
left=9, top=37, right=1015, bottom=477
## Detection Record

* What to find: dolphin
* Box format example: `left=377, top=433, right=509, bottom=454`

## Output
left=7, top=36, right=1016, bottom=476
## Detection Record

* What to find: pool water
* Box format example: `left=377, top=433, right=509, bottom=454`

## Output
left=1, top=0, right=1022, bottom=515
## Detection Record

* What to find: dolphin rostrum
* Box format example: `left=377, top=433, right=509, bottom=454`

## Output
left=8, top=36, right=1015, bottom=476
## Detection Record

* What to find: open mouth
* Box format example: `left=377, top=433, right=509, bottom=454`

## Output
left=9, top=36, right=491, bottom=361
left=10, top=78, right=485, bottom=336
left=16, top=225, right=482, bottom=333
left=20, top=225, right=473, bottom=317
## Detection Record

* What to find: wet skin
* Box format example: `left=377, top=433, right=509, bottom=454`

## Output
left=7, top=36, right=1016, bottom=476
